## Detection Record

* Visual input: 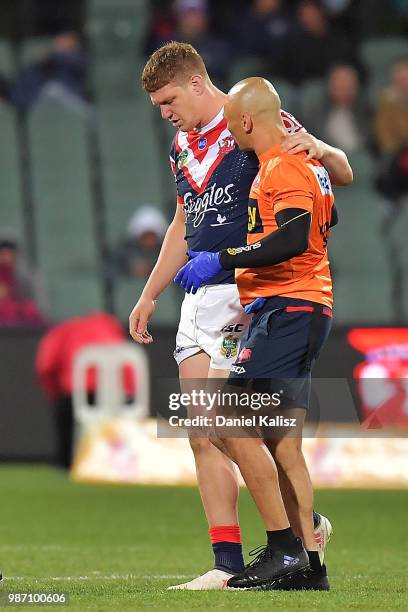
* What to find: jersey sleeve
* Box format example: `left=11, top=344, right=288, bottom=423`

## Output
left=280, top=109, right=306, bottom=135
left=169, top=137, right=184, bottom=207
left=265, top=156, right=314, bottom=215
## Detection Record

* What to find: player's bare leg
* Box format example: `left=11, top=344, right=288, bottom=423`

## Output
left=179, top=356, right=240, bottom=526
left=168, top=355, right=242, bottom=590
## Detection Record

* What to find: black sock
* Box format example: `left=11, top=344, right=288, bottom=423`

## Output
left=307, top=550, right=322, bottom=571
left=212, top=542, right=245, bottom=574
left=266, top=527, right=297, bottom=549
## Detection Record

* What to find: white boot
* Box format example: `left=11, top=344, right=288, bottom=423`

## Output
left=167, top=568, right=232, bottom=590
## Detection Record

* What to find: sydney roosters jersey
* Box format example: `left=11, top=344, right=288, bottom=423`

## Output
left=170, top=108, right=304, bottom=285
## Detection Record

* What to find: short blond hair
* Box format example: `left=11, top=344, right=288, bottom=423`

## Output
left=142, top=41, right=208, bottom=93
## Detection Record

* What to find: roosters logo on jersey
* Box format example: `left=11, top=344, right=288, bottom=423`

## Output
left=184, top=182, right=234, bottom=228
left=218, top=136, right=236, bottom=156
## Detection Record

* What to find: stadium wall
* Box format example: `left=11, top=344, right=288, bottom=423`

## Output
left=0, top=325, right=392, bottom=461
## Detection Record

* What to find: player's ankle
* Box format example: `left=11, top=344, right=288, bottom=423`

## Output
left=209, top=525, right=245, bottom=574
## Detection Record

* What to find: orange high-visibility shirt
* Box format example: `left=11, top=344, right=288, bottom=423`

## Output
left=235, top=145, right=335, bottom=307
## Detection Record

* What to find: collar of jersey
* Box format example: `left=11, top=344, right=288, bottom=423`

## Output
left=258, top=144, right=283, bottom=163
left=185, top=107, right=225, bottom=137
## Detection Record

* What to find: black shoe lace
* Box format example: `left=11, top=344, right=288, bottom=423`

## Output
left=247, top=545, right=271, bottom=568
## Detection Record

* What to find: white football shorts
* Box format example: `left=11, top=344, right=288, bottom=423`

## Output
left=174, top=283, right=252, bottom=370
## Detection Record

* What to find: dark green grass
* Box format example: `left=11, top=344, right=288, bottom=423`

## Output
left=1, top=466, right=407, bottom=610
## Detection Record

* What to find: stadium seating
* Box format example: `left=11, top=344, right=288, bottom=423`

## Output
left=29, top=102, right=104, bottom=318
left=97, top=97, right=165, bottom=247
left=330, top=151, right=394, bottom=323
left=114, top=278, right=181, bottom=324
left=228, top=57, right=267, bottom=88
left=46, top=274, right=105, bottom=320
left=87, top=0, right=148, bottom=100
left=0, top=106, right=23, bottom=238
left=96, top=93, right=180, bottom=323
left=361, top=36, right=408, bottom=101
left=0, top=38, right=13, bottom=75
left=299, top=78, right=325, bottom=122
left=20, top=37, right=53, bottom=67
left=6, top=15, right=407, bottom=325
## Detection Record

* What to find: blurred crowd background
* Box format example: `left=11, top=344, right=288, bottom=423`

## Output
left=0, top=0, right=407, bottom=329
left=0, top=1, right=408, bottom=466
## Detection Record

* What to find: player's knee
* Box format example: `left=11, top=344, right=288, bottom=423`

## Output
left=188, top=436, right=212, bottom=455
left=270, top=437, right=302, bottom=472
left=217, top=436, right=245, bottom=461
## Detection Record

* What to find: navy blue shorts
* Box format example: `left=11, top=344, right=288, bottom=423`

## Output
left=228, top=296, right=333, bottom=409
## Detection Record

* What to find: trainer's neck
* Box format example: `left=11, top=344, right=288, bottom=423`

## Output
left=196, top=86, right=228, bottom=130
left=254, top=123, right=287, bottom=158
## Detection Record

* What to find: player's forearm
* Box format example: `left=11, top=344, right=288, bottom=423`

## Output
left=141, top=220, right=188, bottom=300
left=319, top=141, right=353, bottom=186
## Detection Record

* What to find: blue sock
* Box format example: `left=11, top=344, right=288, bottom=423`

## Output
left=212, top=541, right=245, bottom=574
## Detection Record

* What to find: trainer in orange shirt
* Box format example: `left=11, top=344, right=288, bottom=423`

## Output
left=236, top=144, right=335, bottom=308
left=174, top=77, right=341, bottom=591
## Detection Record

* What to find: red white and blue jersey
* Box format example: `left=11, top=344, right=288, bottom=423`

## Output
left=170, top=108, right=304, bottom=285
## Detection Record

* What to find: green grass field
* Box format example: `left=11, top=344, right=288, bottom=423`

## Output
left=1, top=466, right=407, bottom=610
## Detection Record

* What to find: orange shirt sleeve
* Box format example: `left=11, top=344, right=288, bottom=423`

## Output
left=263, top=156, right=314, bottom=215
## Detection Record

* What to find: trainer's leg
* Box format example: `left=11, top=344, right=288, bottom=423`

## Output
left=265, top=425, right=318, bottom=551
left=221, top=436, right=290, bottom=531
left=179, top=355, right=240, bottom=526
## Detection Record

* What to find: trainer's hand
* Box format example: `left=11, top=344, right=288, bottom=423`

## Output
left=244, top=297, right=267, bottom=314
left=174, top=249, right=222, bottom=294
left=281, top=132, right=324, bottom=161
left=129, top=295, right=155, bottom=344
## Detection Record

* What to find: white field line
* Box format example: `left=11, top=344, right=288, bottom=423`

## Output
left=5, top=574, right=194, bottom=581
left=0, top=545, right=146, bottom=552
